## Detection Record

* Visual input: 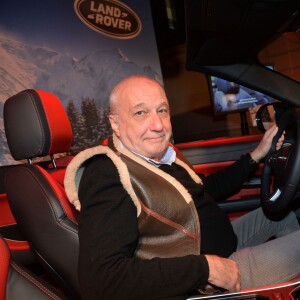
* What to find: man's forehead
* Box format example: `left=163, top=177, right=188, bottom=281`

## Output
left=115, top=77, right=168, bottom=107
left=131, top=100, right=169, bottom=109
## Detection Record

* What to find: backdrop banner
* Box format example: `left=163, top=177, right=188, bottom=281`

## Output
left=0, top=0, right=162, bottom=165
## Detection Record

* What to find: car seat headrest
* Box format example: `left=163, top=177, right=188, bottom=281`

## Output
left=4, top=89, right=73, bottom=161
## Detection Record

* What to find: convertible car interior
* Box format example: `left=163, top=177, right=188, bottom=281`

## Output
left=1, top=92, right=300, bottom=299
left=1, top=0, right=300, bottom=299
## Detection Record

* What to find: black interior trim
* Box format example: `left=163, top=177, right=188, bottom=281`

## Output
left=0, top=224, right=26, bottom=241
left=218, top=197, right=261, bottom=214
left=178, top=140, right=260, bottom=164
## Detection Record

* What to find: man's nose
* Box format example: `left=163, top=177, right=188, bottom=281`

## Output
left=149, top=113, right=164, bottom=131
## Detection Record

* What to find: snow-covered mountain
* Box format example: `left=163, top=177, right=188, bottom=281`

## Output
left=0, top=32, right=162, bottom=109
left=36, top=48, right=161, bottom=109
left=0, top=33, right=63, bottom=102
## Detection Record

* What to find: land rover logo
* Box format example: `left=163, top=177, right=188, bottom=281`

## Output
left=74, top=0, right=142, bottom=39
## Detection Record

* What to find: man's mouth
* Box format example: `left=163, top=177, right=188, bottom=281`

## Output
left=146, top=136, right=165, bottom=142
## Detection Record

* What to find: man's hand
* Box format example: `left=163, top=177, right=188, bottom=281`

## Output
left=250, top=125, right=285, bottom=162
left=205, top=255, right=240, bottom=292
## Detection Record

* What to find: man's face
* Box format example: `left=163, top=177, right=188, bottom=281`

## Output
left=109, top=78, right=172, bottom=161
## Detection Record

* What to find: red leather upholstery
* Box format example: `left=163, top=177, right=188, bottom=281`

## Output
left=0, top=236, right=63, bottom=300
left=0, top=163, right=34, bottom=264
left=0, top=237, right=9, bottom=300
left=4, top=89, right=79, bottom=299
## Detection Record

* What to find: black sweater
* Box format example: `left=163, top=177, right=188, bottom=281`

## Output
left=78, top=153, right=258, bottom=300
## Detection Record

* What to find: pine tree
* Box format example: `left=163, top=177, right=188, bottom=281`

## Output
left=98, top=103, right=112, bottom=142
left=81, top=98, right=102, bottom=147
left=66, top=100, right=85, bottom=154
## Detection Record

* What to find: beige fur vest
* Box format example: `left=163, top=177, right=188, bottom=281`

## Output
left=64, top=135, right=202, bottom=259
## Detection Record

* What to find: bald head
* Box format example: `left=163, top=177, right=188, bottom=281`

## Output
left=109, top=76, right=166, bottom=115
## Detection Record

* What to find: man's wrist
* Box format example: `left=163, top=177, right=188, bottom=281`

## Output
left=248, top=153, right=260, bottom=164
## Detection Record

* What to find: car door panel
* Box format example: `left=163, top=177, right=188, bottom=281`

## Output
left=175, top=135, right=263, bottom=217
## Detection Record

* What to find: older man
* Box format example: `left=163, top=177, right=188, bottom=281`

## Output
left=65, top=76, right=300, bottom=300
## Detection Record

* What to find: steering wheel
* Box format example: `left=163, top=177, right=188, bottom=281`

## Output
left=261, top=107, right=300, bottom=214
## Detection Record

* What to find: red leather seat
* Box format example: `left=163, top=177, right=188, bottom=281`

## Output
left=3, top=89, right=80, bottom=299
left=0, top=235, right=64, bottom=300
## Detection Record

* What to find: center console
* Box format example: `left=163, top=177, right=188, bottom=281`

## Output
left=187, top=279, right=300, bottom=300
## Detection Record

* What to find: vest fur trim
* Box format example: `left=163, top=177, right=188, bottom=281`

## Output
left=64, top=135, right=202, bottom=216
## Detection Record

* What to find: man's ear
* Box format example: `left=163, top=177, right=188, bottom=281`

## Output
left=109, top=114, right=120, bottom=137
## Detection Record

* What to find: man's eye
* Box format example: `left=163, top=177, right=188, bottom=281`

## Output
left=135, top=111, right=145, bottom=116
left=159, top=108, right=169, bottom=114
